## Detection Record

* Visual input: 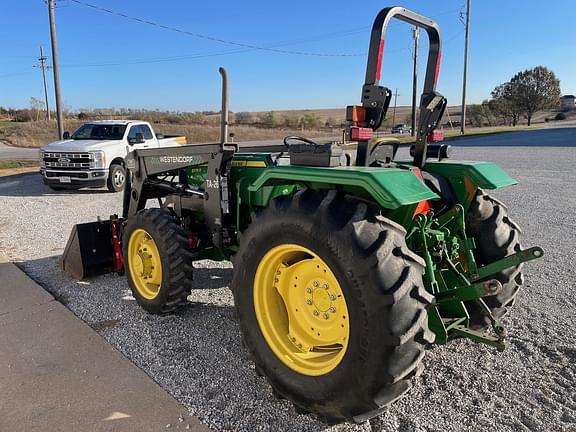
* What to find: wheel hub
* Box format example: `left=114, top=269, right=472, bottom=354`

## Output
left=127, top=229, right=162, bottom=300
left=114, top=170, right=125, bottom=187
left=254, top=244, right=349, bottom=376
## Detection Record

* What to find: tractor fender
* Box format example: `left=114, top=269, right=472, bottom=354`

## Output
left=247, top=165, right=439, bottom=210
left=420, top=160, right=517, bottom=209
left=422, top=160, right=517, bottom=190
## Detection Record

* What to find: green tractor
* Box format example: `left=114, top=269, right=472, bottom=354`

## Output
left=62, top=6, right=543, bottom=424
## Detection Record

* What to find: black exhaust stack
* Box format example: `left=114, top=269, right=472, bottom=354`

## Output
left=60, top=219, right=115, bottom=279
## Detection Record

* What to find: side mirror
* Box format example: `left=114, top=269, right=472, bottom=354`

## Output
left=128, top=132, right=145, bottom=145
left=63, top=131, right=70, bottom=140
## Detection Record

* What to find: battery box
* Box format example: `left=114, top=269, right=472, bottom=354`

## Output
left=289, top=143, right=343, bottom=167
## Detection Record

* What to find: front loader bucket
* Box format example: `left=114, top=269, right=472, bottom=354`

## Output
left=60, top=220, right=115, bottom=279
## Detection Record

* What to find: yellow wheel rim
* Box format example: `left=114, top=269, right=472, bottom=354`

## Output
left=254, top=244, right=349, bottom=376
left=127, top=228, right=163, bottom=300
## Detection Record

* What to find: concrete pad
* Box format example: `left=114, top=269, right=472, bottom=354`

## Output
left=0, top=262, right=209, bottom=432
left=0, top=262, right=54, bottom=315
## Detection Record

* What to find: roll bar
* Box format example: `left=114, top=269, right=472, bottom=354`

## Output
left=363, top=6, right=447, bottom=168
left=365, top=6, right=441, bottom=92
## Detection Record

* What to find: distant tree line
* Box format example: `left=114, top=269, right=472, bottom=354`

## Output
left=467, top=66, right=561, bottom=127
left=235, top=111, right=342, bottom=130
left=0, top=104, right=343, bottom=131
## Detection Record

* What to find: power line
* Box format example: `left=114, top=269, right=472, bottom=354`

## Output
left=69, top=0, right=365, bottom=57
left=60, top=27, right=373, bottom=68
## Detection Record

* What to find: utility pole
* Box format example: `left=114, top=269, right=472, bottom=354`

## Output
left=35, top=46, right=51, bottom=121
left=47, top=0, right=64, bottom=139
left=411, top=26, right=419, bottom=137
left=391, top=88, right=400, bottom=128
left=460, top=0, right=471, bottom=134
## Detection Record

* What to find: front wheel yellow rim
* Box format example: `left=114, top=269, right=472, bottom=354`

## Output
left=254, top=244, right=349, bottom=376
left=127, top=228, right=163, bottom=300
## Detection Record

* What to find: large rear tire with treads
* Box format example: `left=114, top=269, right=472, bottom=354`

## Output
left=232, top=189, right=435, bottom=423
left=465, top=189, right=524, bottom=328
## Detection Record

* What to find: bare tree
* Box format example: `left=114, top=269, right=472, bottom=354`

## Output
left=29, top=97, right=45, bottom=121
left=235, top=112, right=254, bottom=125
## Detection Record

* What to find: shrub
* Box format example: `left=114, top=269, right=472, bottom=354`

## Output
left=555, top=112, right=567, bottom=121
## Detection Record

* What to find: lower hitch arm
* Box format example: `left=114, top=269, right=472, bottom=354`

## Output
left=451, top=297, right=506, bottom=352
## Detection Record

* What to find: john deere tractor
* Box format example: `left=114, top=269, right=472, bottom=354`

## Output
left=62, top=6, right=543, bottom=424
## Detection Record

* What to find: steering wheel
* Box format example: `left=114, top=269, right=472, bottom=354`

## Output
left=283, top=136, right=319, bottom=149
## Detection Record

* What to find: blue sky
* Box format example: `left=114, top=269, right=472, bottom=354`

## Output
left=1, top=0, right=575, bottom=112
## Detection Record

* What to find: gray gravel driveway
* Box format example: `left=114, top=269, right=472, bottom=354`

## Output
left=0, top=128, right=575, bottom=431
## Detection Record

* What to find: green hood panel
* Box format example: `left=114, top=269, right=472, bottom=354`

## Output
left=248, top=165, right=439, bottom=209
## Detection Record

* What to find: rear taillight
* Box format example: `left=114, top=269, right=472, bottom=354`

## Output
left=411, top=168, right=432, bottom=217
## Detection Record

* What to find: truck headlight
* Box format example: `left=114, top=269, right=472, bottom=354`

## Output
left=39, top=149, right=45, bottom=167
left=90, top=150, right=106, bottom=169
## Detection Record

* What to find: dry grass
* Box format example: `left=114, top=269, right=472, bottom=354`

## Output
left=0, top=160, right=39, bottom=177
left=0, top=120, right=339, bottom=148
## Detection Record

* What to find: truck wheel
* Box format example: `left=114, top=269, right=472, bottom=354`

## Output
left=465, top=189, right=524, bottom=328
left=107, top=163, right=126, bottom=192
left=123, top=208, right=193, bottom=314
left=232, top=190, right=434, bottom=423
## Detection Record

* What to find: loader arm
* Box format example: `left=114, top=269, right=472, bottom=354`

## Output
left=124, top=144, right=234, bottom=248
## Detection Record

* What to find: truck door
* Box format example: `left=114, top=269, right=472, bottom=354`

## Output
left=127, top=124, right=156, bottom=149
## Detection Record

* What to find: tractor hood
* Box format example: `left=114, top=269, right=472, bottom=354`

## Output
left=42, top=139, right=122, bottom=153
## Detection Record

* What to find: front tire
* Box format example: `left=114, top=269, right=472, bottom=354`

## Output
left=123, top=208, right=193, bottom=314
left=107, top=163, right=126, bottom=192
left=232, top=190, right=434, bottom=423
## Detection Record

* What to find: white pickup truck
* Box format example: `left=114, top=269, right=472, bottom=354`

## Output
left=39, top=120, right=186, bottom=192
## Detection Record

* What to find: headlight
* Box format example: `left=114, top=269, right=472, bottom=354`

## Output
left=90, top=150, right=106, bottom=169
left=39, top=149, right=45, bottom=167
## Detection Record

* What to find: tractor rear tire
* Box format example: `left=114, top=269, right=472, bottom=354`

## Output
left=465, top=189, right=524, bottom=328
left=123, top=208, right=193, bottom=314
left=231, top=189, right=435, bottom=423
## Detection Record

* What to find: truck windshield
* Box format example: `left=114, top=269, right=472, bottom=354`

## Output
left=71, top=124, right=127, bottom=140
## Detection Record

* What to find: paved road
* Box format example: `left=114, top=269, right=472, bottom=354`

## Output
left=448, top=124, right=576, bottom=147
left=0, top=141, right=38, bottom=160
left=0, top=136, right=339, bottom=161
left=1, top=125, right=574, bottom=162
left=0, top=125, right=575, bottom=431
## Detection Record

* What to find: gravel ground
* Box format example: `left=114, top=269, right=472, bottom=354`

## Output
left=0, top=137, right=575, bottom=431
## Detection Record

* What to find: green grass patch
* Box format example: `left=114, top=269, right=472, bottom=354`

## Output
left=0, top=160, right=39, bottom=170
left=0, top=120, right=17, bottom=129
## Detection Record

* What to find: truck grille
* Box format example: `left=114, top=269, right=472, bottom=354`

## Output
left=43, top=152, right=92, bottom=169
